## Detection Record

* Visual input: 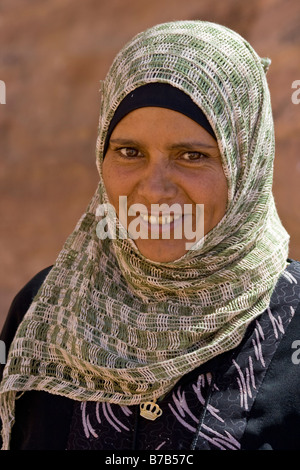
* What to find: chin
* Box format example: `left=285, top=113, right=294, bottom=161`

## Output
left=135, top=240, right=188, bottom=263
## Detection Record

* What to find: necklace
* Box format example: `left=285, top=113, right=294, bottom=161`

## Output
left=140, top=400, right=163, bottom=421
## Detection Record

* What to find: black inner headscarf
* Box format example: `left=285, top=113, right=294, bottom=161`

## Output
left=103, top=83, right=216, bottom=156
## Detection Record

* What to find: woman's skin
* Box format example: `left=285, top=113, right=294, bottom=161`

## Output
left=102, top=107, right=228, bottom=262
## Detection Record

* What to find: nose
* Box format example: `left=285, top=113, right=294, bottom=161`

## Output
left=136, top=158, right=178, bottom=203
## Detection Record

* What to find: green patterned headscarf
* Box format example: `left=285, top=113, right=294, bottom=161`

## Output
left=0, top=21, right=289, bottom=449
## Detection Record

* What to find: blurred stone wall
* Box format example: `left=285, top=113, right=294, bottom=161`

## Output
left=1, top=0, right=300, bottom=328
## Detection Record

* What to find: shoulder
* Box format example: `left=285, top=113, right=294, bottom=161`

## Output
left=4, top=266, right=52, bottom=323
left=272, top=259, right=300, bottom=308
left=242, top=260, right=300, bottom=449
left=284, top=258, right=300, bottom=283
left=0, top=266, right=53, bottom=363
left=271, top=259, right=300, bottom=357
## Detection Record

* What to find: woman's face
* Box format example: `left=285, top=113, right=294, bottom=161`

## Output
left=102, top=107, right=228, bottom=262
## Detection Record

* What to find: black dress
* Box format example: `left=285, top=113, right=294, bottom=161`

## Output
left=1, top=260, right=300, bottom=450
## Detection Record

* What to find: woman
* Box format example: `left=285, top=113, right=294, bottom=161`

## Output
left=1, top=20, right=300, bottom=451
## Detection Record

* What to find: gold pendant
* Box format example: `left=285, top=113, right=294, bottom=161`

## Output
left=140, top=400, right=163, bottom=421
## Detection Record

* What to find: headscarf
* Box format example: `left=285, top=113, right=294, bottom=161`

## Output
left=0, top=20, right=289, bottom=449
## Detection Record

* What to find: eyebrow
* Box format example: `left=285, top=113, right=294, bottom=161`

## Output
left=109, top=138, right=216, bottom=150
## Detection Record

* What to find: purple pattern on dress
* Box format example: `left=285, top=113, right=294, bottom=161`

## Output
left=66, top=261, right=300, bottom=450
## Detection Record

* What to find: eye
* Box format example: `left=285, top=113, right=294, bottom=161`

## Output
left=180, top=151, right=207, bottom=162
left=118, top=147, right=142, bottom=159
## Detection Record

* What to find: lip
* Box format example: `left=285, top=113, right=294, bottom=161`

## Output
left=138, top=214, right=182, bottom=236
left=139, top=213, right=182, bottom=225
left=135, top=212, right=193, bottom=237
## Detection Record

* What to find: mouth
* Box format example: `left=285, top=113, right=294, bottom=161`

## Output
left=140, top=213, right=182, bottom=226
left=135, top=212, right=188, bottom=239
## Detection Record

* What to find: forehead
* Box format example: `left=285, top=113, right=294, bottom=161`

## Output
left=110, top=107, right=218, bottom=147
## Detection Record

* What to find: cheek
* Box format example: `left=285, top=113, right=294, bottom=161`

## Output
left=102, top=161, right=118, bottom=204
left=102, top=159, right=120, bottom=191
left=215, top=172, right=229, bottom=213
left=208, top=176, right=228, bottom=224
left=102, top=160, right=136, bottom=207
left=189, top=171, right=228, bottom=219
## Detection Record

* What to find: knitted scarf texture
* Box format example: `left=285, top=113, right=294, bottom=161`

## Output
left=0, top=21, right=289, bottom=449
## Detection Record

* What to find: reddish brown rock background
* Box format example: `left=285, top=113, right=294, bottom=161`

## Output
left=1, top=0, right=300, bottom=328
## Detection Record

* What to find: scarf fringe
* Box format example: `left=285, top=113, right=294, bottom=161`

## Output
left=0, top=391, right=16, bottom=450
